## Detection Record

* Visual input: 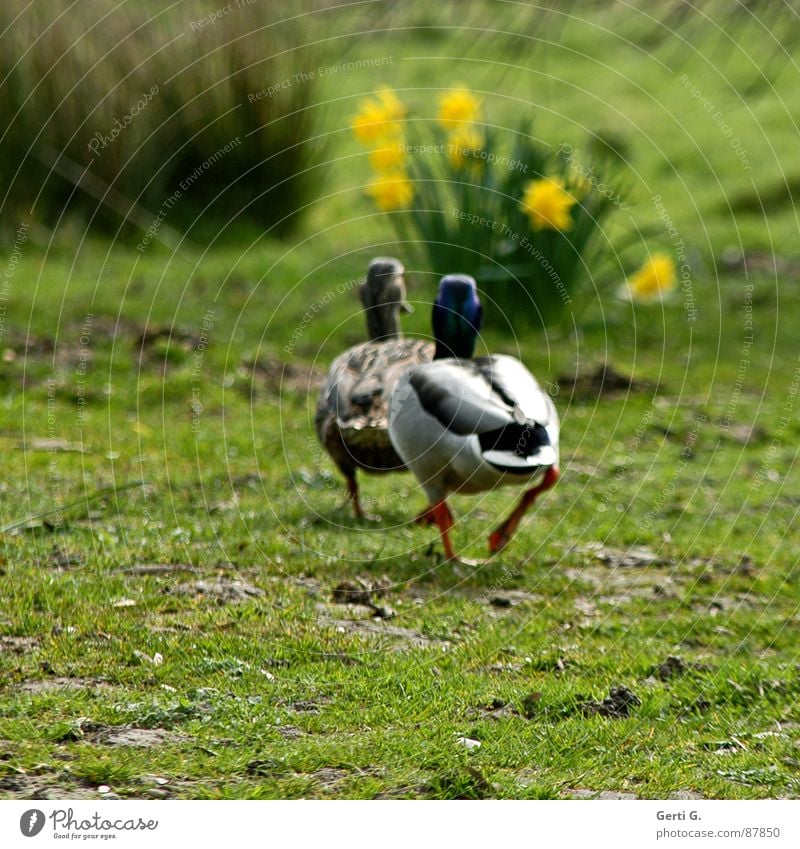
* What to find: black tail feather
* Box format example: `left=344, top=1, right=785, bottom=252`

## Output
left=478, top=422, right=550, bottom=458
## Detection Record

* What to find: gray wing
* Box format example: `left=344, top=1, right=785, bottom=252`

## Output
left=408, top=355, right=558, bottom=472
left=409, top=360, right=512, bottom=435
left=409, top=355, right=554, bottom=434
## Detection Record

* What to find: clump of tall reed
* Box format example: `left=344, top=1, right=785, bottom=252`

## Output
left=0, top=1, right=324, bottom=241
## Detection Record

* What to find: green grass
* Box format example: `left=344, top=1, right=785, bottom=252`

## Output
left=1, top=2, right=800, bottom=800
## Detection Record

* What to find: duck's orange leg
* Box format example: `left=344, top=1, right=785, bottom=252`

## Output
left=430, top=500, right=456, bottom=561
left=488, top=466, right=560, bottom=555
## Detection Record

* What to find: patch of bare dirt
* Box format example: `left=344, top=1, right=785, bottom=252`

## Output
left=723, top=423, right=768, bottom=445
left=486, top=661, right=525, bottom=674
left=135, top=326, right=201, bottom=373
left=136, top=326, right=198, bottom=348
left=136, top=774, right=174, bottom=799
left=275, top=725, right=306, bottom=739
left=18, top=677, right=112, bottom=694
left=1, top=330, right=96, bottom=371
left=168, top=578, right=263, bottom=603
left=241, top=358, right=323, bottom=393
left=656, top=655, right=689, bottom=681
left=565, top=541, right=697, bottom=605
left=574, top=597, right=598, bottom=618
left=565, top=563, right=682, bottom=608
left=22, top=438, right=86, bottom=454
left=562, top=788, right=639, bottom=800
left=580, top=686, right=641, bottom=718
left=304, top=767, right=352, bottom=789
left=469, top=697, right=522, bottom=721
left=331, top=576, right=390, bottom=605
left=557, top=362, right=657, bottom=399
left=281, top=699, right=326, bottom=714
left=46, top=545, right=85, bottom=570
left=96, top=727, right=188, bottom=748
left=691, top=592, right=766, bottom=616
left=316, top=609, right=450, bottom=650
left=0, top=636, right=39, bottom=654
left=486, top=589, right=543, bottom=608
left=330, top=577, right=395, bottom=618
left=121, top=563, right=199, bottom=576
left=53, top=717, right=189, bottom=748
left=372, top=785, right=425, bottom=799
left=0, top=774, right=98, bottom=800
left=575, top=542, right=671, bottom=569
left=280, top=766, right=375, bottom=791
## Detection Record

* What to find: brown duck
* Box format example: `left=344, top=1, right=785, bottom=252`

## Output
left=315, top=258, right=433, bottom=518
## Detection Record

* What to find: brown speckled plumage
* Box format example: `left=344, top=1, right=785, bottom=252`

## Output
left=315, top=337, right=434, bottom=475
left=314, top=258, right=433, bottom=516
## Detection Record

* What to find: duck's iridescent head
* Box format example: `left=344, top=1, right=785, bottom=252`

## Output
left=359, top=257, right=412, bottom=342
left=432, top=274, right=483, bottom=359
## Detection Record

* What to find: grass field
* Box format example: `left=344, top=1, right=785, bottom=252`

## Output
left=1, top=2, right=800, bottom=800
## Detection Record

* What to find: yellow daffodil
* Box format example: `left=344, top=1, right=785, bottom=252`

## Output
left=520, top=177, right=576, bottom=231
left=375, top=87, right=405, bottom=121
left=351, top=87, right=406, bottom=145
left=438, top=86, right=481, bottom=128
left=626, top=253, right=677, bottom=301
left=365, top=172, right=414, bottom=211
left=447, top=127, right=484, bottom=169
left=369, top=142, right=407, bottom=172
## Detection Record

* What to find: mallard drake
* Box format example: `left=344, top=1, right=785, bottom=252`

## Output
left=388, top=274, right=560, bottom=560
left=315, top=258, right=433, bottom=518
